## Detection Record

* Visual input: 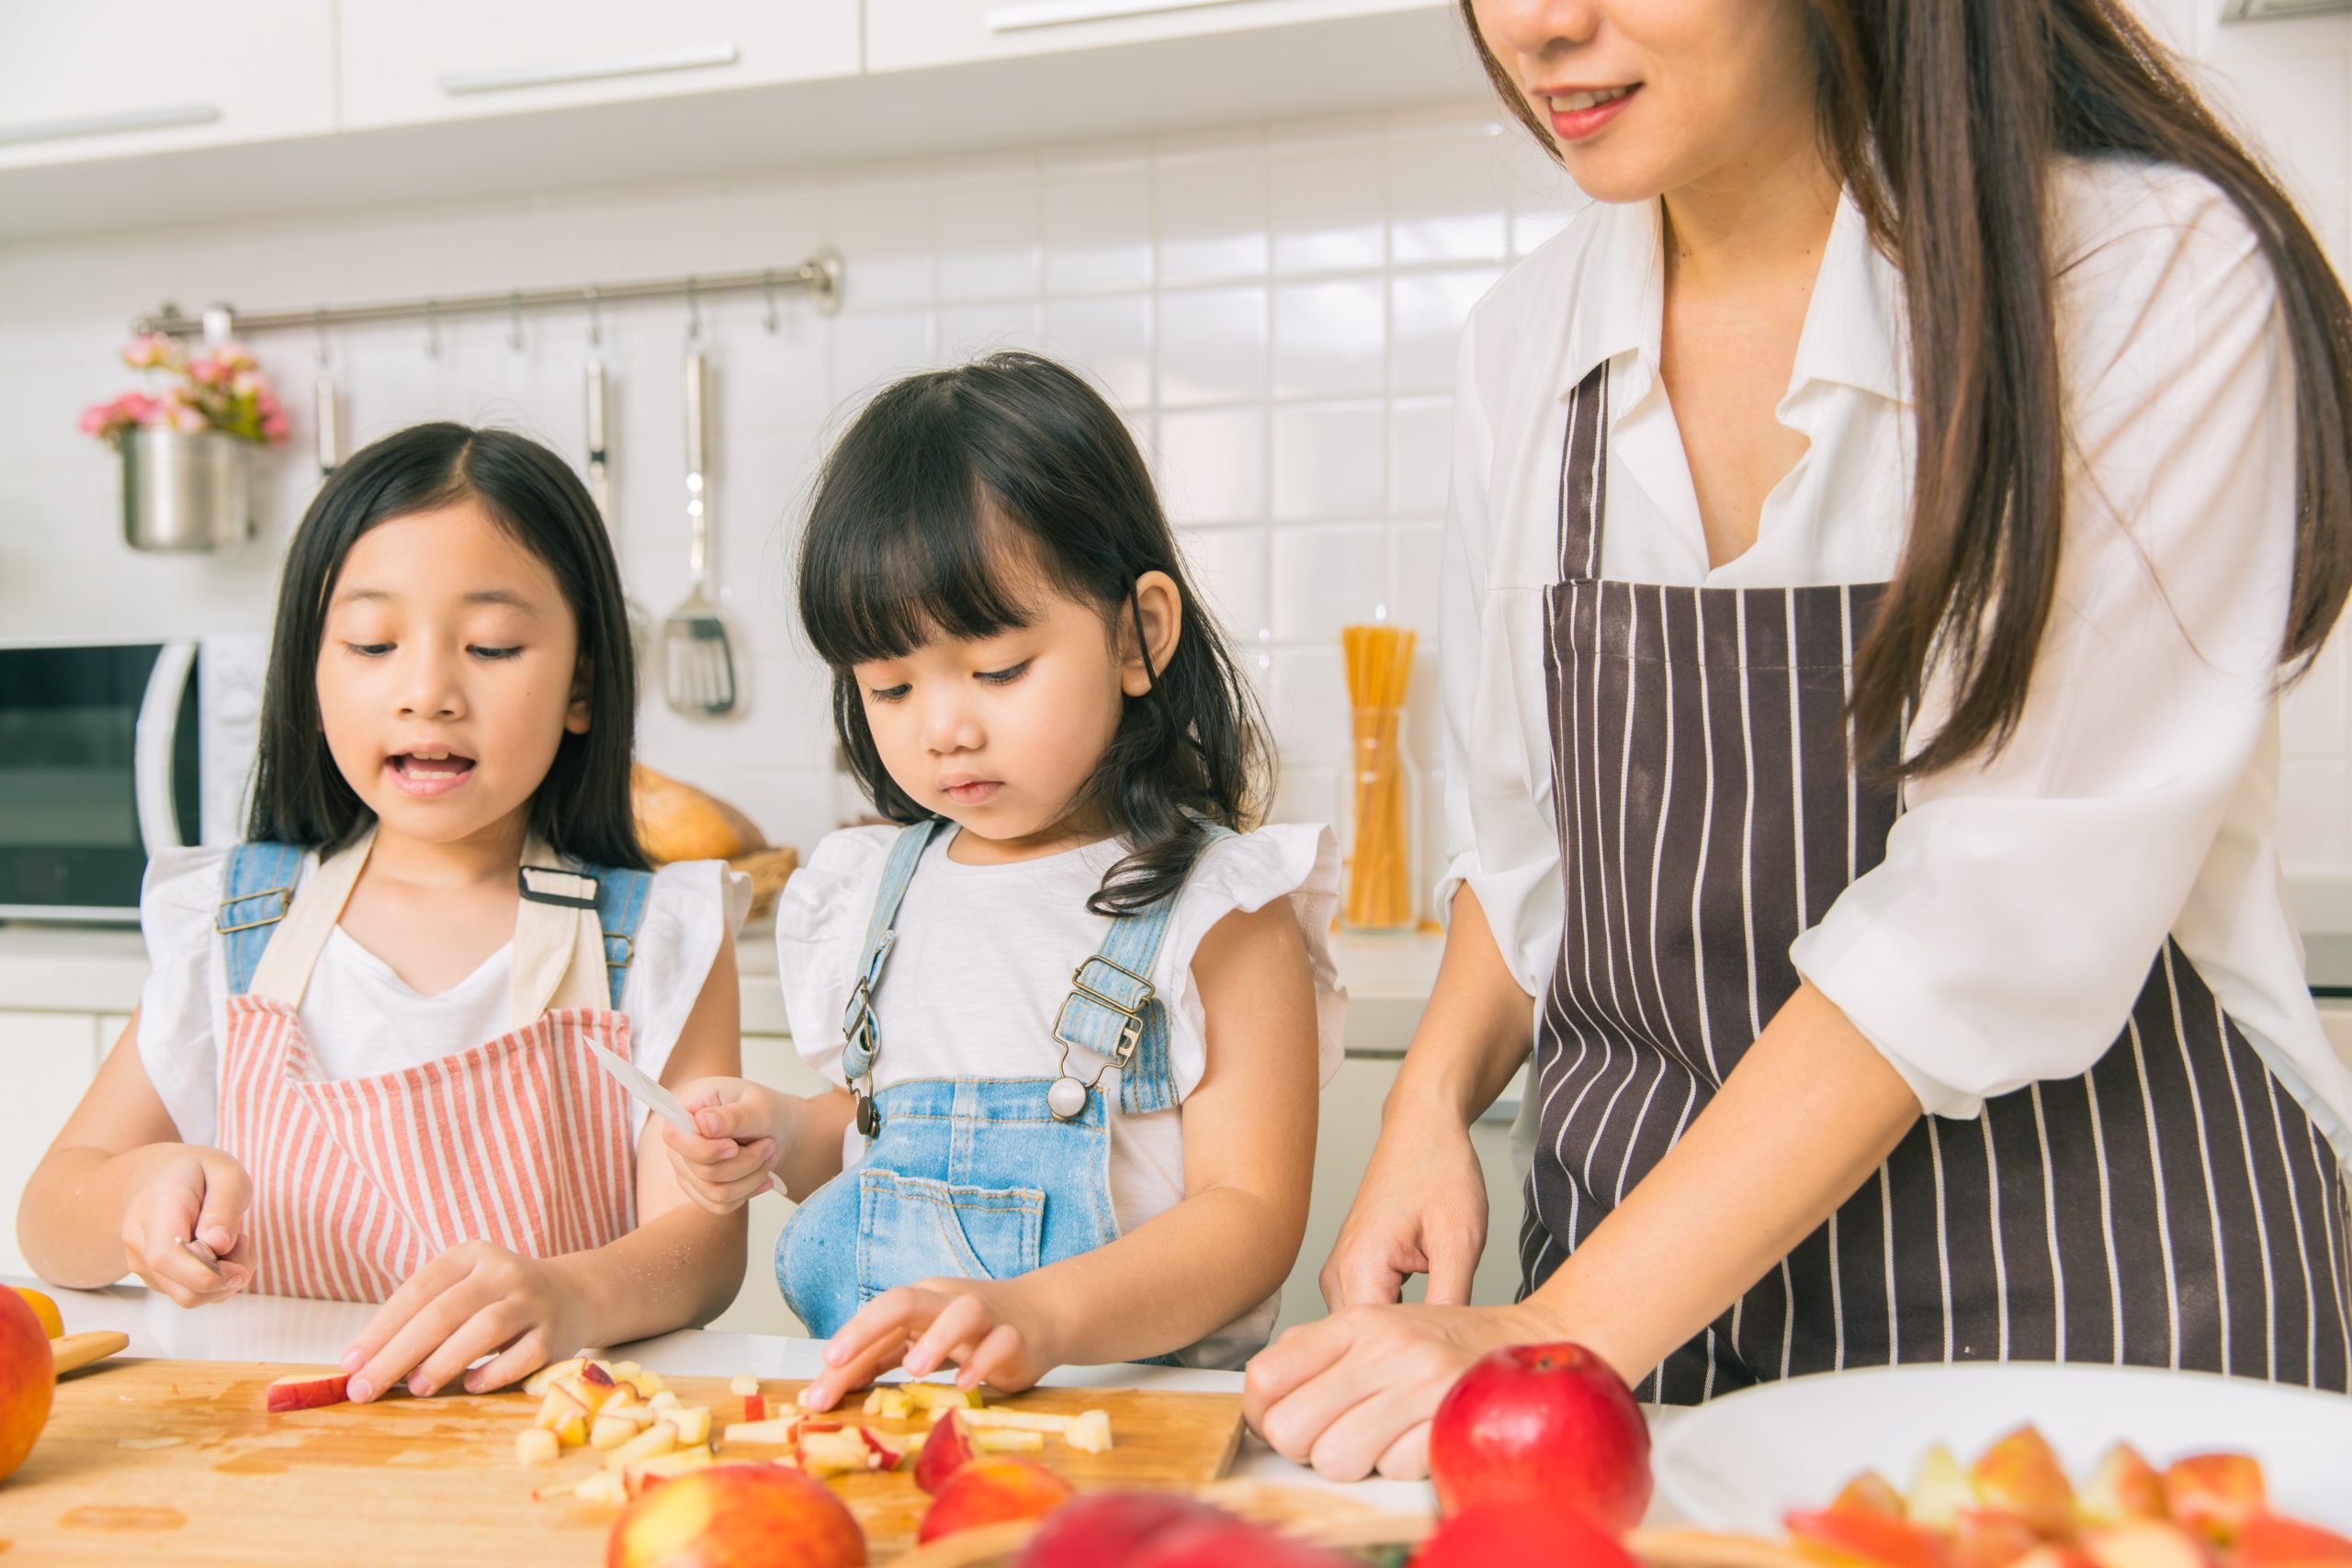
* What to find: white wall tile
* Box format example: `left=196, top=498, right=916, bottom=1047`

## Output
left=1272, top=402, right=1385, bottom=521
left=1389, top=396, right=1453, bottom=517
left=1154, top=133, right=1271, bottom=285
left=1386, top=125, right=1512, bottom=265
left=937, top=302, right=1044, bottom=360
left=1157, top=286, right=1269, bottom=406
left=826, top=169, right=937, bottom=307
left=1044, top=294, right=1153, bottom=409
left=934, top=164, right=1044, bottom=302
left=1272, top=524, right=1386, bottom=642
left=1270, top=127, right=1387, bottom=276
left=1044, top=157, right=1155, bottom=294
left=1272, top=278, right=1385, bottom=399
left=830, top=309, right=935, bottom=407
left=1388, top=523, right=1444, bottom=636
left=1270, top=646, right=1351, bottom=768
left=1176, top=524, right=1272, bottom=643
left=1391, top=268, right=1499, bottom=394
left=1157, top=407, right=1268, bottom=525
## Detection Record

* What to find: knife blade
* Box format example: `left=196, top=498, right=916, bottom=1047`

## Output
left=584, top=1038, right=786, bottom=1197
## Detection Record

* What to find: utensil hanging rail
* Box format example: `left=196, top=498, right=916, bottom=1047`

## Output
left=130, top=248, right=845, bottom=338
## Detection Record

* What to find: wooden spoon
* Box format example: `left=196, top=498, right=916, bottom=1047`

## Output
left=53, top=1331, right=129, bottom=1375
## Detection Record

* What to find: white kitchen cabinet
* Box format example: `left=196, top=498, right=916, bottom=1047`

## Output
left=0, top=1011, right=103, bottom=1277
left=0, top=2, right=334, bottom=170
left=335, top=0, right=859, bottom=130
left=866, top=0, right=1438, bottom=73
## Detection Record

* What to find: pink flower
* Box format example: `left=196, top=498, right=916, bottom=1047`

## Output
left=119, top=391, right=160, bottom=424
left=79, top=403, right=110, bottom=436
left=231, top=369, right=263, bottom=398
left=167, top=403, right=208, bottom=434
left=120, top=333, right=173, bottom=370
left=260, top=409, right=290, bottom=443
left=187, top=355, right=224, bottom=386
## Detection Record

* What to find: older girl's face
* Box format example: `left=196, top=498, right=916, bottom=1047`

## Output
left=1466, top=0, right=1818, bottom=204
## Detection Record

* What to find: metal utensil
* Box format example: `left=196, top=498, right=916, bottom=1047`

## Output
left=582, top=1035, right=784, bottom=1197
left=662, top=343, right=738, bottom=716
left=584, top=352, right=654, bottom=666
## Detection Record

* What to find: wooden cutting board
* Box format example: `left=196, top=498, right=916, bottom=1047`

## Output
left=0, top=1358, right=1246, bottom=1563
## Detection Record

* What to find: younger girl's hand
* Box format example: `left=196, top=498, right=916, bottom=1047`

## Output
left=340, top=1241, right=582, bottom=1403
left=659, top=1077, right=785, bottom=1214
left=120, top=1147, right=255, bottom=1306
left=797, top=1279, right=1059, bottom=1412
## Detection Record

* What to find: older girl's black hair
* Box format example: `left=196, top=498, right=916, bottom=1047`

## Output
left=246, top=421, right=647, bottom=871
left=797, top=352, right=1272, bottom=915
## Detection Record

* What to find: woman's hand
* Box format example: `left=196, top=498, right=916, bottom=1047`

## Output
left=119, top=1146, right=255, bottom=1306
left=658, top=1077, right=786, bottom=1214
left=797, top=1278, right=1062, bottom=1413
left=1243, top=1299, right=1557, bottom=1483
left=1319, top=1110, right=1490, bottom=1308
left=340, top=1241, right=584, bottom=1402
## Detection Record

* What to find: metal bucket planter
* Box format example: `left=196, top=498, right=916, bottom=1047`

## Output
left=120, top=427, right=255, bottom=552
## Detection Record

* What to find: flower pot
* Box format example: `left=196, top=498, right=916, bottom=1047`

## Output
left=120, top=427, right=254, bottom=552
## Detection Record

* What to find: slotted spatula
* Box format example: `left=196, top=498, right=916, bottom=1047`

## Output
left=662, top=344, right=738, bottom=716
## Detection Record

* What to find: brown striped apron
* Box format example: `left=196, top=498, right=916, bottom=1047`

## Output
left=1521, top=361, right=2352, bottom=1403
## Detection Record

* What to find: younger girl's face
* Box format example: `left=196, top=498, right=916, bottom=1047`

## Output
left=853, top=577, right=1170, bottom=854
left=1467, top=0, right=1817, bottom=204
left=315, top=500, right=590, bottom=851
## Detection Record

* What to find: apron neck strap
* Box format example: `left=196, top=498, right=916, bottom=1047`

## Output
left=245, top=824, right=605, bottom=1026
left=1558, top=359, right=1611, bottom=584
left=840, top=818, right=944, bottom=1084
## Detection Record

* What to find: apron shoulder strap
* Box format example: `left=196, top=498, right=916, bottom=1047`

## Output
left=215, top=841, right=306, bottom=997
left=576, top=864, right=657, bottom=1010
left=1053, top=823, right=1238, bottom=1116
left=1557, top=358, right=1611, bottom=584
left=840, top=818, right=944, bottom=1082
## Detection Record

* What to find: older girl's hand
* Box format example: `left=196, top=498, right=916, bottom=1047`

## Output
left=797, top=1277, right=1062, bottom=1413
left=339, top=1241, right=584, bottom=1403
left=1241, top=1300, right=1560, bottom=1482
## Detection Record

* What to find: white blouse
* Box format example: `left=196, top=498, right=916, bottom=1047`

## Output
left=136, top=847, right=751, bottom=1147
left=774, top=821, right=1344, bottom=1367
left=1440, top=154, right=2352, bottom=1159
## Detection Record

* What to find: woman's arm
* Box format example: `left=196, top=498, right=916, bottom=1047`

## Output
left=1246, top=981, right=1919, bottom=1480
left=1320, top=884, right=1532, bottom=1307
left=19, top=1010, right=256, bottom=1303
left=797, top=897, right=1321, bottom=1406
left=342, top=942, right=752, bottom=1399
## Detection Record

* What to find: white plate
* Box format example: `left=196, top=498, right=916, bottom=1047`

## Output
left=1652, top=1364, right=2352, bottom=1533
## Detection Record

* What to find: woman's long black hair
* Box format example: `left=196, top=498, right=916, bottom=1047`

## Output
left=245, top=422, right=647, bottom=870
left=797, top=353, right=1272, bottom=915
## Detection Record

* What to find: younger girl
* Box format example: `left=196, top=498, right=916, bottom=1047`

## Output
left=664, top=353, right=1341, bottom=1405
left=21, top=423, right=751, bottom=1403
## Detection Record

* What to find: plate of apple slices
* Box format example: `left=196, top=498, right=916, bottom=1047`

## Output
left=1651, top=1363, right=2352, bottom=1538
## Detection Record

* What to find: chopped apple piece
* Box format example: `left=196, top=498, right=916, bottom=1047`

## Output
left=915, top=1410, right=978, bottom=1495
left=857, top=1426, right=905, bottom=1469
left=626, top=1372, right=664, bottom=1399
left=2162, top=1455, right=2265, bottom=1547
left=581, top=1360, right=616, bottom=1389
left=647, top=1390, right=681, bottom=1413
left=514, top=1427, right=560, bottom=1466
left=523, top=1357, right=585, bottom=1396
left=1908, top=1445, right=1974, bottom=1530
left=798, top=1425, right=877, bottom=1479
left=2238, top=1512, right=2352, bottom=1568
left=590, top=1413, right=639, bottom=1451
left=729, top=1373, right=760, bottom=1397
left=1066, top=1409, right=1113, bottom=1456
left=743, top=1392, right=768, bottom=1423
left=1833, top=1472, right=1907, bottom=1519
left=554, top=1414, right=590, bottom=1449
left=1951, top=1509, right=2046, bottom=1568
left=605, top=1423, right=677, bottom=1472
left=665, top=1406, right=711, bottom=1447
left=1786, top=1507, right=1951, bottom=1568
left=724, top=1416, right=802, bottom=1445
left=957, top=1407, right=1075, bottom=1435
left=265, top=1372, right=352, bottom=1413
left=907, top=1383, right=984, bottom=1414
left=609, top=1360, right=641, bottom=1381
left=974, top=1429, right=1046, bottom=1454
left=534, top=1385, right=587, bottom=1431
left=622, top=1445, right=715, bottom=1498
left=554, top=1372, right=616, bottom=1416
left=1973, top=1427, right=2075, bottom=1538
left=2084, top=1521, right=2209, bottom=1568
left=2079, top=1445, right=2169, bottom=1529
left=573, top=1471, right=628, bottom=1506
left=864, top=1386, right=914, bottom=1420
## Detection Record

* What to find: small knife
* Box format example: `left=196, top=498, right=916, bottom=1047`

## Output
left=583, top=1039, right=786, bottom=1197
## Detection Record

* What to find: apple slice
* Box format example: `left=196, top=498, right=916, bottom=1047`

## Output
left=729, top=1373, right=760, bottom=1397
left=2080, top=1445, right=2169, bottom=1529
left=523, top=1357, right=585, bottom=1396
left=590, top=1413, right=639, bottom=1451
left=605, top=1422, right=677, bottom=1472
left=2163, top=1455, right=2266, bottom=1546
left=1787, top=1507, right=1951, bottom=1568
left=957, top=1407, right=1076, bottom=1435
left=573, top=1471, right=628, bottom=1506
left=554, top=1414, right=589, bottom=1450
left=1832, top=1472, right=1907, bottom=1519
left=975, top=1429, right=1046, bottom=1454
left=1909, top=1444, right=1975, bottom=1530
left=582, top=1360, right=617, bottom=1390
left=915, top=1409, right=979, bottom=1495
left=266, top=1372, right=351, bottom=1413
left=622, top=1445, right=715, bottom=1498
left=742, top=1392, right=768, bottom=1423
left=554, top=1372, right=616, bottom=1416
left=907, top=1383, right=984, bottom=1414
left=609, top=1359, right=641, bottom=1381
left=1951, top=1510, right=2048, bottom=1568
left=2084, top=1521, right=2209, bottom=1568
left=665, top=1406, right=711, bottom=1447
left=1065, top=1409, right=1113, bottom=1456
left=857, top=1426, right=906, bottom=1470
left=1973, top=1427, right=2075, bottom=1538
left=626, top=1372, right=664, bottom=1399
left=647, top=1390, right=681, bottom=1414
left=724, top=1416, right=802, bottom=1445
left=797, top=1425, right=877, bottom=1479
left=535, top=1384, right=588, bottom=1431
left=2238, top=1513, right=2352, bottom=1568
left=514, top=1427, right=560, bottom=1466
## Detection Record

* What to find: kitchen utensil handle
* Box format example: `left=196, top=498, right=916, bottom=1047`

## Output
left=134, top=640, right=198, bottom=852
left=313, top=371, right=339, bottom=476
left=685, top=348, right=710, bottom=588
left=437, top=44, right=740, bottom=97
left=585, top=355, right=612, bottom=519
left=985, top=0, right=1243, bottom=30
left=0, top=101, right=219, bottom=148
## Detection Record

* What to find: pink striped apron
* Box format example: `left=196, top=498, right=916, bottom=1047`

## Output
left=214, top=829, right=640, bottom=1303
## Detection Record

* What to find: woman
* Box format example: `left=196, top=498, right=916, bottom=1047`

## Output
left=1247, top=0, right=2352, bottom=1481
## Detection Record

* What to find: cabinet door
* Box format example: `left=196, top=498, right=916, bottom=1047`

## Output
left=867, top=0, right=1436, bottom=73
left=336, top=0, right=858, bottom=130
left=0, top=1011, right=101, bottom=1278
left=0, top=2, right=334, bottom=170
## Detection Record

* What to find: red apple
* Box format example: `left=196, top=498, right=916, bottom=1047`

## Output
left=1787, top=1506, right=1952, bottom=1568
left=2163, top=1455, right=2266, bottom=1546
left=265, top=1371, right=351, bottom=1413
left=1416, top=1498, right=1639, bottom=1568
left=605, top=1463, right=865, bottom=1568
left=2079, top=1446, right=2169, bottom=1529
left=1016, top=1493, right=1234, bottom=1566
left=1972, top=1427, right=2075, bottom=1539
left=2238, top=1513, right=2352, bottom=1568
left=1428, top=1342, right=1652, bottom=1532
left=917, top=1457, right=1075, bottom=1545
left=0, top=1286, right=53, bottom=1481
left=1950, top=1510, right=2049, bottom=1568
left=1126, top=1516, right=1358, bottom=1568
left=915, top=1408, right=979, bottom=1495
left=1832, top=1472, right=1908, bottom=1519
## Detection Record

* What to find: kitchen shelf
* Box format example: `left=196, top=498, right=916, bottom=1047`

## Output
left=0, top=5, right=1478, bottom=245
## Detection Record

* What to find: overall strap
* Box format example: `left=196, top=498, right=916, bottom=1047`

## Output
left=1051, top=824, right=1236, bottom=1116
left=585, top=864, right=657, bottom=1010
left=840, top=819, right=944, bottom=1083
left=216, top=841, right=307, bottom=997
left=1557, top=358, right=1611, bottom=584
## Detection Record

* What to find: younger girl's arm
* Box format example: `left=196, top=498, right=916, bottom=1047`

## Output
left=340, top=943, right=753, bottom=1400
left=798, top=898, right=1319, bottom=1407
left=18, top=1009, right=256, bottom=1304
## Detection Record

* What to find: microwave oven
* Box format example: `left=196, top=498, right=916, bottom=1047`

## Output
left=0, top=636, right=268, bottom=923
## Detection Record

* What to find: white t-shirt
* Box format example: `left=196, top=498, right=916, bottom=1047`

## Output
left=774, top=822, right=1344, bottom=1367
left=136, top=845, right=751, bottom=1148
left=1439, top=154, right=2352, bottom=1157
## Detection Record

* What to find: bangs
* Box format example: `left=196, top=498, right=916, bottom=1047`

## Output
left=801, top=463, right=1056, bottom=670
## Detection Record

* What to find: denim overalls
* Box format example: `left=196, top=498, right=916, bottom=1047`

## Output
left=776, top=818, right=1219, bottom=1345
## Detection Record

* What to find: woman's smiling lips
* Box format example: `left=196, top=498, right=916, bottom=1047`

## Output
left=1544, top=81, right=1641, bottom=141
left=384, top=749, right=478, bottom=799
left=939, top=776, right=1002, bottom=807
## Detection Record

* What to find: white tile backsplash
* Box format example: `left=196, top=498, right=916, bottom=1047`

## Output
left=5, top=23, right=2351, bottom=884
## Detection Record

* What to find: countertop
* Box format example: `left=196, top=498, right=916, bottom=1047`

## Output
left=0, top=923, right=1445, bottom=1055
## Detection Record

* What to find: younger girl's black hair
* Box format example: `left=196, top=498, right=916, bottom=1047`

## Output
left=246, top=421, right=647, bottom=871
left=797, top=352, right=1272, bottom=915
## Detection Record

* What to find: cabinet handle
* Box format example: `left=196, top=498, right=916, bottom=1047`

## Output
left=438, top=44, right=741, bottom=97
left=986, top=0, right=1250, bottom=32
left=0, top=102, right=220, bottom=149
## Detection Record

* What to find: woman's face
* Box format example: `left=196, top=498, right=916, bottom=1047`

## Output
left=1466, top=0, right=1819, bottom=205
